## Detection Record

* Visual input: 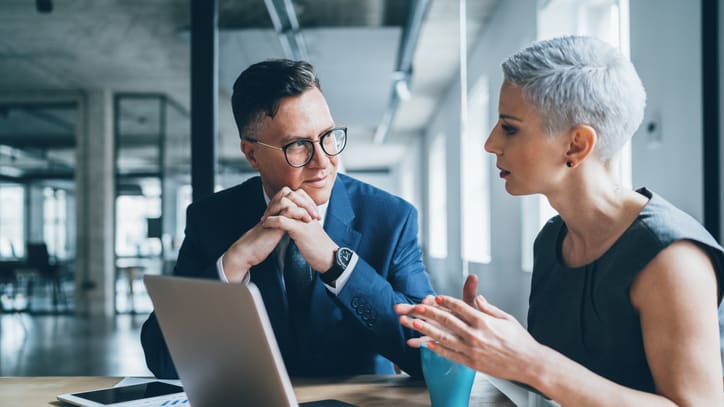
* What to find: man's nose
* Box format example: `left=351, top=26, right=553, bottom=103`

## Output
left=307, top=141, right=330, bottom=167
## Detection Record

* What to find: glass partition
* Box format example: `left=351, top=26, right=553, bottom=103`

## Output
left=0, top=102, right=78, bottom=312
left=114, top=94, right=189, bottom=314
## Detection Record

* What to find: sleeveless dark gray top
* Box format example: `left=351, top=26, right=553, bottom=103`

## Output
left=528, top=188, right=724, bottom=392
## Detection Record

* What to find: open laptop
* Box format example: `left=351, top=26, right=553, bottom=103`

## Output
left=143, top=275, right=355, bottom=407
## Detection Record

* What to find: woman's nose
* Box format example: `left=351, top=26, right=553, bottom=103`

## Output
left=484, top=129, right=500, bottom=155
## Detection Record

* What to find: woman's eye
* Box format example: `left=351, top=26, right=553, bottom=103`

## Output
left=501, top=123, right=517, bottom=135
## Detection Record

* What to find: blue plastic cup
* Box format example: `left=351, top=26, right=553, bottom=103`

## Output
left=420, top=343, right=476, bottom=407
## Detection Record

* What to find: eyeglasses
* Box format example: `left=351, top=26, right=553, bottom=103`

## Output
left=243, top=125, right=348, bottom=168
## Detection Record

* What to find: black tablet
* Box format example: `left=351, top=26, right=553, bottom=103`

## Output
left=57, top=381, right=185, bottom=406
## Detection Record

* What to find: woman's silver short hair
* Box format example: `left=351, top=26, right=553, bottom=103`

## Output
left=502, top=35, right=646, bottom=161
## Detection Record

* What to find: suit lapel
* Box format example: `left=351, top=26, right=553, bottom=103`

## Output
left=323, top=176, right=362, bottom=251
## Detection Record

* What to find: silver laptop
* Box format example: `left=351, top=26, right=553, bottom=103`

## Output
left=144, top=275, right=355, bottom=407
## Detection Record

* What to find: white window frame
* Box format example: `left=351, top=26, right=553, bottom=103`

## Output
left=462, top=77, right=491, bottom=264
left=428, top=133, right=448, bottom=259
left=43, top=187, right=67, bottom=259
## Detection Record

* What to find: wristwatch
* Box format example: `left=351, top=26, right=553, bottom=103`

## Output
left=321, top=247, right=354, bottom=286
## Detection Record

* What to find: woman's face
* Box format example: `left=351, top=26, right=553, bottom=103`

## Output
left=484, top=81, right=568, bottom=196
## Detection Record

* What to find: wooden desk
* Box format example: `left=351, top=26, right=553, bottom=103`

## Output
left=0, top=374, right=516, bottom=406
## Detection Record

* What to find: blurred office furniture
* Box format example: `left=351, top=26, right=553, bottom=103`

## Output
left=0, top=260, right=22, bottom=312
left=22, top=242, right=70, bottom=312
left=115, top=256, right=161, bottom=314
left=115, top=261, right=144, bottom=314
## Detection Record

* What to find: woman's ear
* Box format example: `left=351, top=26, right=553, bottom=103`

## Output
left=564, top=125, right=597, bottom=168
left=241, top=140, right=260, bottom=171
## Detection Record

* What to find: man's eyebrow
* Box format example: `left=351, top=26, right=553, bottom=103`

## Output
left=280, top=125, right=336, bottom=143
left=499, top=114, right=523, bottom=122
left=279, top=134, right=305, bottom=143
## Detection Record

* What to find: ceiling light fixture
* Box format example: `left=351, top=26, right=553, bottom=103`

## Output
left=36, top=0, right=53, bottom=13
left=393, top=74, right=411, bottom=101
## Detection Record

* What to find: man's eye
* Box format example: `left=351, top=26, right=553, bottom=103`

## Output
left=289, top=140, right=308, bottom=148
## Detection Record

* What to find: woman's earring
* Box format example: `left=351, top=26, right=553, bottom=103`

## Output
left=566, top=161, right=573, bottom=168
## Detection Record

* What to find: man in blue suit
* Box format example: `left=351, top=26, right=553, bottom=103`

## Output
left=141, top=59, right=435, bottom=379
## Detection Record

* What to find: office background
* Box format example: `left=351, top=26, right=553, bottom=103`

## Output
left=0, top=0, right=721, bottom=377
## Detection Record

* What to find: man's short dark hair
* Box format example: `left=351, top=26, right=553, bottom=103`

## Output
left=231, top=59, right=321, bottom=139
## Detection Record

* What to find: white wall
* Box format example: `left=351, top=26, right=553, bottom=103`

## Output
left=393, top=135, right=425, bottom=215
left=629, top=1, right=704, bottom=221
left=348, top=171, right=397, bottom=194
left=423, top=0, right=537, bottom=322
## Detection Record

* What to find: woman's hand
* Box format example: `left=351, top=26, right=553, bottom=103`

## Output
left=395, top=278, right=544, bottom=383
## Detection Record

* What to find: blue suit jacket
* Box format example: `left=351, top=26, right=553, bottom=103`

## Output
left=141, top=173, right=434, bottom=378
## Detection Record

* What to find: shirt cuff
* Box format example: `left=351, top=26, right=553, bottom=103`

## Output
left=217, top=254, right=250, bottom=285
left=322, top=251, right=358, bottom=295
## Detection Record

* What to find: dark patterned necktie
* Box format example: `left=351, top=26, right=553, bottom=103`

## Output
left=283, top=239, right=314, bottom=310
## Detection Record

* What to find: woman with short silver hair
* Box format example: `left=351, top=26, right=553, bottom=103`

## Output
left=397, top=36, right=723, bottom=406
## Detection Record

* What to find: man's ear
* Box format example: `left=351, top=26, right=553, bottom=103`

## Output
left=241, top=140, right=260, bottom=171
left=564, top=125, right=597, bottom=167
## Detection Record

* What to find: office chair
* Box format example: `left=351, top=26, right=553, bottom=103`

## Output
left=25, top=242, right=68, bottom=311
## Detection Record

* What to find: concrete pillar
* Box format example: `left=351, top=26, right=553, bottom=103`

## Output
left=75, top=90, right=114, bottom=316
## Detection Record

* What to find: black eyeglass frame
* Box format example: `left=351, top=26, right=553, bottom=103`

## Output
left=243, top=125, right=348, bottom=168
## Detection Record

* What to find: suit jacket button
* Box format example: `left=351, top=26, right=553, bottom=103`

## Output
left=351, top=297, right=360, bottom=308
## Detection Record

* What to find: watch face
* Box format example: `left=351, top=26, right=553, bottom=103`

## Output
left=337, top=247, right=353, bottom=267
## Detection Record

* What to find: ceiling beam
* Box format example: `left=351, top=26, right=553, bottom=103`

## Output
left=374, top=0, right=431, bottom=144
left=21, top=106, right=75, bottom=132
left=264, top=0, right=308, bottom=60
left=0, top=134, right=74, bottom=148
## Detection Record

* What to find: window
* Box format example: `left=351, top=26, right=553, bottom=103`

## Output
left=522, top=0, right=630, bottom=271
left=115, top=180, right=162, bottom=257
left=462, top=77, right=491, bottom=264
left=176, top=184, right=192, bottom=244
left=428, top=133, right=447, bottom=259
left=0, top=184, right=24, bottom=258
left=43, top=188, right=67, bottom=259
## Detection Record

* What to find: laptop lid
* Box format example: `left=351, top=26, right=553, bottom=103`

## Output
left=144, top=275, right=298, bottom=407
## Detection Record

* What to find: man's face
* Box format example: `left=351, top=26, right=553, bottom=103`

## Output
left=241, top=88, right=339, bottom=205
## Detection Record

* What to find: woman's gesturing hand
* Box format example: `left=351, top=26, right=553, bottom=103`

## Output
left=395, top=276, right=545, bottom=383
